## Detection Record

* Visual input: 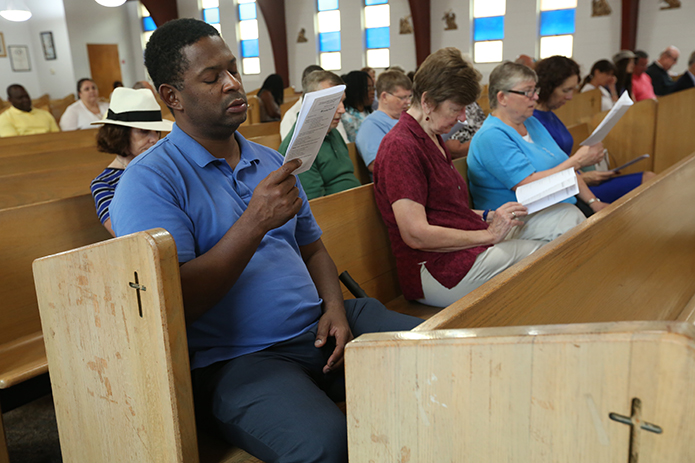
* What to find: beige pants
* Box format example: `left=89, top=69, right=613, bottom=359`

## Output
left=418, top=203, right=585, bottom=307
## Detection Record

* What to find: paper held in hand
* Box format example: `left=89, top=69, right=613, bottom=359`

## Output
left=580, top=91, right=633, bottom=146
left=516, top=168, right=579, bottom=214
left=282, top=84, right=346, bottom=174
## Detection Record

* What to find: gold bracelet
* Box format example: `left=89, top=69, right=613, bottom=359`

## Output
left=587, top=197, right=601, bottom=205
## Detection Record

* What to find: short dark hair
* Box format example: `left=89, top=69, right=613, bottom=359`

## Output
left=535, top=56, right=581, bottom=105
left=6, top=84, right=25, bottom=99
left=144, top=18, right=220, bottom=91
left=96, top=124, right=132, bottom=157
left=634, top=50, right=649, bottom=61
left=579, top=59, right=617, bottom=91
left=260, top=74, right=285, bottom=106
left=77, top=78, right=94, bottom=98
left=412, top=47, right=480, bottom=109
left=342, top=70, right=372, bottom=113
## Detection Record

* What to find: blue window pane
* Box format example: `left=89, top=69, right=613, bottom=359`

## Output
left=540, top=9, right=575, bottom=36
left=319, top=31, right=341, bottom=52
left=238, top=3, right=256, bottom=20
left=474, top=16, right=504, bottom=41
left=365, top=0, right=387, bottom=5
left=366, top=27, right=390, bottom=49
left=203, top=7, right=220, bottom=24
left=142, top=16, right=156, bottom=32
left=318, top=0, right=338, bottom=11
left=241, top=39, right=259, bottom=57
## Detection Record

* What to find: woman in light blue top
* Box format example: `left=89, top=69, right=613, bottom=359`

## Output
left=468, top=62, right=608, bottom=216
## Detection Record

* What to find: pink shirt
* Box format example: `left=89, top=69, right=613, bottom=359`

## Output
left=632, top=72, right=656, bottom=101
left=373, top=112, right=490, bottom=300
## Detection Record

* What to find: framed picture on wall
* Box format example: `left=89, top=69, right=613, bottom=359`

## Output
left=41, top=31, right=56, bottom=60
left=9, top=46, right=31, bottom=72
left=0, top=33, right=6, bottom=58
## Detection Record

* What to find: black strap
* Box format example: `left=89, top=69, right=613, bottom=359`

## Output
left=107, top=109, right=162, bottom=123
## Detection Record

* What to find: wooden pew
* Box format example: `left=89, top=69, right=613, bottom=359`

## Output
left=33, top=229, right=260, bottom=463
left=237, top=122, right=279, bottom=139
left=0, top=129, right=97, bottom=157
left=0, top=162, right=106, bottom=209
left=416, top=152, right=695, bottom=332
left=553, top=87, right=601, bottom=127
left=0, top=145, right=105, bottom=177
left=347, top=142, right=372, bottom=185
left=589, top=98, right=657, bottom=174
left=0, top=195, right=112, bottom=463
left=346, top=321, right=695, bottom=461
left=247, top=133, right=281, bottom=151
left=653, top=87, right=695, bottom=173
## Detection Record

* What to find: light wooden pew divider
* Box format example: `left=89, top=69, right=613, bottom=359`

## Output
left=237, top=121, right=279, bottom=139
left=0, top=128, right=97, bottom=157
left=33, top=229, right=261, bottom=463
left=0, top=145, right=105, bottom=177
left=553, top=87, right=601, bottom=127
left=653, top=87, right=695, bottom=173
left=417, top=152, right=695, bottom=332
left=346, top=321, right=695, bottom=461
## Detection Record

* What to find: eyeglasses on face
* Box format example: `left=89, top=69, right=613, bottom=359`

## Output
left=387, top=92, right=412, bottom=102
left=506, top=87, right=541, bottom=99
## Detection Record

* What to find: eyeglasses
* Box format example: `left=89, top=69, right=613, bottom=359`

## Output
left=387, top=92, right=412, bottom=102
left=665, top=52, right=678, bottom=62
left=506, top=87, right=541, bottom=99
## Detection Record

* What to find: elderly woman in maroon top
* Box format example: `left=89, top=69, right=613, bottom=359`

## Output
left=373, top=48, right=585, bottom=307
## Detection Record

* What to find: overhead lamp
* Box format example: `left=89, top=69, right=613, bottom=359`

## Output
left=0, top=0, right=32, bottom=22
left=94, top=0, right=127, bottom=7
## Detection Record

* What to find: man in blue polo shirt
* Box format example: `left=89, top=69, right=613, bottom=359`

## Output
left=110, top=19, right=420, bottom=463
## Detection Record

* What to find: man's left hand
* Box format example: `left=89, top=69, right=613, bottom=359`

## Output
left=315, top=307, right=354, bottom=374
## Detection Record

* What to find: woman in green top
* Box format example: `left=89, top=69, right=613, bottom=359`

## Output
left=278, top=70, right=361, bottom=200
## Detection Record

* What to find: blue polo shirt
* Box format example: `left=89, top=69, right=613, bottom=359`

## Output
left=468, top=115, right=577, bottom=210
left=111, top=124, right=323, bottom=369
left=355, top=109, right=399, bottom=168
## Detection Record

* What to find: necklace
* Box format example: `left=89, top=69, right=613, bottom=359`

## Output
left=115, top=156, right=129, bottom=169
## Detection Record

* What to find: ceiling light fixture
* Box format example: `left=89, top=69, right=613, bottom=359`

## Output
left=94, top=0, right=127, bottom=7
left=0, top=0, right=32, bottom=22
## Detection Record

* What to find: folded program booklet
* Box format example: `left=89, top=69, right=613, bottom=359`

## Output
left=515, top=168, right=579, bottom=214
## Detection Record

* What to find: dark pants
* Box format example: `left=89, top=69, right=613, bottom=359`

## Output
left=193, top=298, right=422, bottom=463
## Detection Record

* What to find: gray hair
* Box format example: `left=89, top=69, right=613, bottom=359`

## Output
left=488, top=62, right=538, bottom=110
left=302, top=70, right=343, bottom=94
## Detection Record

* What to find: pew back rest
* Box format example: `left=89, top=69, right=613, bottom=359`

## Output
left=654, top=87, right=695, bottom=173
left=346, top=321, right=695, bottom=462
left=0, top=145, right=105, bottom=177
left=417, top=152, right=695, bottom=331
left=554, top=88, right=601, bottom=127
left=237, top=121, right=280, bottom=139
left=248, top=133, right=282, bottom=151
left=347, top=142, right=372, bottom=185
left=33, top=229, right=200, bottom=462
left=0, top=129, right=97, bottom=157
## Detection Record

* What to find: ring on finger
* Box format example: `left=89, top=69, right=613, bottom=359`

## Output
left=511, top=211, right=517, bottom=219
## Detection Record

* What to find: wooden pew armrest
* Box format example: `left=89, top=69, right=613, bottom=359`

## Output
left=0, top=332, right=47, bottom=389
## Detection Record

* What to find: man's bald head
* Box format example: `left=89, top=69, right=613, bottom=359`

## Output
left=7, top=84, right=31, bottom=112
left=658, top=46, right=680, bottom=71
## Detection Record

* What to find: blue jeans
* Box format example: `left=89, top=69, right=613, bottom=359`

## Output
left=192, top=298, right=422, bottom=463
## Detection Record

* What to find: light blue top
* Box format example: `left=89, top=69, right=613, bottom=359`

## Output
left=355, top=109, right=399, bottom=168
left=467, top=115, right=577, bottom=210
left=111, top=124, right=323, bottom=369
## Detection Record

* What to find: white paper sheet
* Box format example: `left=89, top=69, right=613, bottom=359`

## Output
left=282, top=84, right=346, bottom=174
left=516, top=168, right=579, bottom=214
left=580, top=91, right=634, bottom=146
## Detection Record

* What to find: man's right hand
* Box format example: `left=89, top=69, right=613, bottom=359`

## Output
left=247, top=159, right=304, bottom=233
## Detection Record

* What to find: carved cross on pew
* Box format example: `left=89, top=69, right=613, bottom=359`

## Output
left=609, top=398, right=662, bottom=463
left=128, top=271, right=146, bottom=318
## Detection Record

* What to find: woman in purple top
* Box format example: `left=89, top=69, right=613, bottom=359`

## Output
left=534, top=56, right=655, bottom=204
left=373, top=49, right=585, bottom=307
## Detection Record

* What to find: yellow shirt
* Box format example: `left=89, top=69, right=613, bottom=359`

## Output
left=0, top=106, right=60, bottom=137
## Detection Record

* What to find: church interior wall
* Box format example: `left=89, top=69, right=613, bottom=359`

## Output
left=637, top=0, right=695, bottom=64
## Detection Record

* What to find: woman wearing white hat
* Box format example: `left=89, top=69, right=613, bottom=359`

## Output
left=89, top=87, right=173, bottom=236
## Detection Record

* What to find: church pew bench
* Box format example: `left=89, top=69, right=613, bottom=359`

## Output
left=0, top=162, right=106, bottom=210
left=237, top=121, right=280, bottom=139
left=0, top=195, right=112, bottom=463
left=347, top=142, right=372, bottom=185
left=417, top=151, right=695, bottom=332
left=0, top=145, right=105, bottom=177
left=653, top=87, right=695, bottom=173
left=0, top=129, right=97, bottom=158
left=346, top=321, right=695, bottom=461
left=247, top=133, right=282, bottom=151
left=553, top=87, right=601, bottom=127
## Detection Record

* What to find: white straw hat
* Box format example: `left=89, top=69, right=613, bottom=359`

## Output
left=91, top=87, right=173, bottom=132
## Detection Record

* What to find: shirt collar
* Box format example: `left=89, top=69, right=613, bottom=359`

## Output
left=399, top=111, right=429, bottom=140
left=166, top=123, right=260, bottom=168
left=688, top=70, right=695, bottom=85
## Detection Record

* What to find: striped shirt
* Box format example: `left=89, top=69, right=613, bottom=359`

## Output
left=90, top=168, right=124, bottom=224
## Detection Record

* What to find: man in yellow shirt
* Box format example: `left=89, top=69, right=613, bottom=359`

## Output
left=0, top=85, right=60, bottom=137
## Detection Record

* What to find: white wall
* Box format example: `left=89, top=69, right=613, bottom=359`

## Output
left=63, top=0, right=139, bottom=92
left=637, top=1, right=695, bottom=75
left=0, top=18, right=42, bottom=99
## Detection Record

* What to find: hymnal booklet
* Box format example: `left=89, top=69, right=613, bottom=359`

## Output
left=516, top=168, right=579, bottom=214
left=282, top=84, right=346, bottom=174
